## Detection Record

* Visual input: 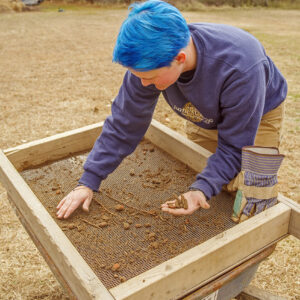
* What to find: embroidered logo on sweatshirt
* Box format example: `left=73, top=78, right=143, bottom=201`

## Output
left=173, top=102, right=214, bottom=124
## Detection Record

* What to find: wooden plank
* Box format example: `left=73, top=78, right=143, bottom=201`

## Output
left=183, top=245, right=276, bottom=299
left=4, top=119, right=210, bottom=173
left=145, top=119, right=212, bottom=172
left=4, top=122, right=104, bottom=171
left=0, top=150, right=114, bottom=300
left=6, top=193, right=78, bottom=300
left=278, top=193, right=300, bottom=239
left=109, top=203, right=290, bottom=300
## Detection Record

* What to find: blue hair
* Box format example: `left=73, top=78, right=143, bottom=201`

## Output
left=112, top=0, right=190, bottom=71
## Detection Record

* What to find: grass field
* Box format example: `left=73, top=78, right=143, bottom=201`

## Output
left=0, top=4, right=299, bottom=299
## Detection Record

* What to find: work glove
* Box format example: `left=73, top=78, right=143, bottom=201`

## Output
left=231, top=146, right=284, bottom=223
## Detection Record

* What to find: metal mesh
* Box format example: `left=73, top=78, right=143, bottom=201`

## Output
left=21, top=140, right=236, bottom=289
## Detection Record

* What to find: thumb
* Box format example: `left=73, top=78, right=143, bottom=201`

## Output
left=200, top=198, right=210, bottom=209
left=82, top=195, right=93, bottom=212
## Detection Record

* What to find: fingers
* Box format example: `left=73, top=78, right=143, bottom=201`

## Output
left=161, top=200, right=176, bottom=209
left=56, top=191, right=80, bottom=219
left=56, top=196, right=67, bottom=210
left=161, top=206, right=192, bottom=216
left=56, top=193, right=75, bottom=219
left=56, top=186, right=93, bottom=219
left=161, top=199, right=193, bottom=215
left=82, top=194, right=93, bottom=212
left=63, top=198, right=83, bottom=219
left=161, top=190, right=210, bottom=216
left=199, top=197, right=210, bottom=209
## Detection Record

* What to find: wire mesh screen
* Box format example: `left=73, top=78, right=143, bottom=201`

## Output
left=21, top=139, right=236, bottom=289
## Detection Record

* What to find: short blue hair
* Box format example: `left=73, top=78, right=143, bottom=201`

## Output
left=112, top=0, right=190, bottom=71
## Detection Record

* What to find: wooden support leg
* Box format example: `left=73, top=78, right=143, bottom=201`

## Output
left=182, top=244, right=276, bottom=300
left=236, top=285, right=288, bottom=300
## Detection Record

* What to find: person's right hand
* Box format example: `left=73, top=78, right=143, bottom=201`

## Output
left=56, top=186, right=93, bottom=219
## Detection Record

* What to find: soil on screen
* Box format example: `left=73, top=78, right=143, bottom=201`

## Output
left=21, top=140, right=233, bottom=289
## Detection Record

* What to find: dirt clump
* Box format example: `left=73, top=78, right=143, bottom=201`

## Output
left=99, top=222, right=108, bottom=228
left=147, top=232, right=156, bottom=241
left=111, top=263, right=120, bottom=272
left=123, top=222, right=130, bottom=230
left=101, top=215, right=110, bottom=221
left=168, top=194, right=188, bottom=209
left=115, top=204, right=125, bottom=211
left=150, top=242, right=159, bottom=249
left=141, top=167, right=172, bottom=190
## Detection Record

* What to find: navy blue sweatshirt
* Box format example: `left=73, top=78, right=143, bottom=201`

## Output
left=79, top=23, right=287, bottom=199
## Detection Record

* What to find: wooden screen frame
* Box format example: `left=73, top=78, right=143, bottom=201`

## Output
left=0, top=119, right=298, bottom=300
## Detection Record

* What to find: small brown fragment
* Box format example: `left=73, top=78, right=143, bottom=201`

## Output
left=99, top=222, right=108, bottom=228
left=176, top=198, right=180, bottom=208
left=167, top=203, right=176, bottom=209
left=123, top=222, right=130, bottom=230
left=112, top=263, right=120, bottom=272
left=148, top=232, right=156, bottom=240
left=144, top=223, right=151, bottom=228
left=184, top=219, right=190, bottom=225
left=120, top=276, right=126, bottom=283
left=135, top=223, right=142, bottom=228
left=56, top=189, right=61, bottom=195
left=129, top=168, right=135, bottom=176
left=114, top=274, right=119, bottom=278
left=181, top=194, right=188, bottom=210
left=115, top=204, right=125, bottom=211
left=152, top=179, right=160, bottom=184
left=167, top=194, right=188, bottom=210
left=67, top=223, right=76, bottom=230
left=150, top=241, right=159, bottom=249
left=101, top=215, right=110, bottom=221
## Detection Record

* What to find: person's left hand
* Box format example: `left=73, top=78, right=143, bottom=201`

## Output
left=161, top=190, right=210, bottom=216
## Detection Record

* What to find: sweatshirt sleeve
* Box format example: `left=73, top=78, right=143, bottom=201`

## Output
left=79, top=71, right=160, bottom=191
left=190, top=64, right=267, bottom=199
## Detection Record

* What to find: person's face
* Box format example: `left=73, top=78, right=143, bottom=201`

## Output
left=129, top=54, right=185, bottom=91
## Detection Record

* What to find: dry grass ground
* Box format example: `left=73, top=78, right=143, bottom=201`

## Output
left=0, top=4, right=299, bottom=299
left=0, top=0, right=28, bottom=12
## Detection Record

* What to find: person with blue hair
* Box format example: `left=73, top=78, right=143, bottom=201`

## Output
left=113, top=0, right=190, bottom=72
left=57, top=0, right=287, bottom=222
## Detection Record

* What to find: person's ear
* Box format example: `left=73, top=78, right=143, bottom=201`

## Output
left=175, top=51, right=186, bottom=64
